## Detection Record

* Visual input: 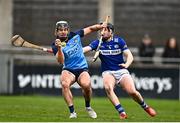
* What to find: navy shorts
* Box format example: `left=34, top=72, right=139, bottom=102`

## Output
left=63, top=68, right=88, bottom=81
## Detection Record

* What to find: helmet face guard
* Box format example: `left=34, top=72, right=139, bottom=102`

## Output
left=55, top=21, right=69, bottom=41
left=100, top=22, right=114, bottom=33
left=101, top=23, right=114, bottom=41
left=107, top=23, right=114, bottom=33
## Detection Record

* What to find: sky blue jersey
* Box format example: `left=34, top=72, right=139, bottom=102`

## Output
left=51, top=30, right=88, bottom=70
left=89, top=36, right=128, bottom=72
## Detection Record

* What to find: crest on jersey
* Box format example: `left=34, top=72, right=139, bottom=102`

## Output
left=69, top=38, right=78, bottom=47
left=75, top=39, right=78, bottom=43
left=73, top=38, right=78, bottom=43
left=114, top=44, right=119, bottom=49
left=114, top=38, right=119, bottom=43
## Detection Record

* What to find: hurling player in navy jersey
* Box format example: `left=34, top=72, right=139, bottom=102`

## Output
left=51, top=20, right=107, bottom=119
left=83, top=23, right=157, bottom=119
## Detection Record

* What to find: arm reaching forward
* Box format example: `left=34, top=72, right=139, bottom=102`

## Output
left=83, top=46, right=92, bottom=53
left=83, top=23, right=107, bottom=36
left=55, top=39, right=64, bottom=64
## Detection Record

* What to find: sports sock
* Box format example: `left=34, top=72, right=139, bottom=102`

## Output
left=69, top=105, right=75, bottom=113
left=139, top=101, right=148, bottom=109
left=115, top=104, right=125, bottom=114
left=85, top=100, right=90, bottom=108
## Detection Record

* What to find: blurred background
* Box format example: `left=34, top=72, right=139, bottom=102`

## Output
left=0, top=0, right=180, bottom=100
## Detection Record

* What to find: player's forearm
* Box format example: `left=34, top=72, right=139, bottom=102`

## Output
left=123, top=50, right=134, bottom=68
left=125, top=53, right=134, bottom=68
left=56, top=47, right=64, bottom=64
left=89, top=24, right=103, bottom=31
left=84, top=24, right=104, bottom=35
left=83, top=46, right=92, bottom=53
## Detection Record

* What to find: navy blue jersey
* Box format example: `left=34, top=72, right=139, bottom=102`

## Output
left=51, top=30, right=88, bottom=70
left=89, top=36, right=128, bottom=72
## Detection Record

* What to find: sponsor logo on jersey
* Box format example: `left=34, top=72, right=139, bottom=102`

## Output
left=66, top=46, right=79, bottom=57
left=100, top=49, right=122, bottom=55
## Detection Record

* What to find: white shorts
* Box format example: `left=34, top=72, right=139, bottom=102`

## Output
left=102, top=69, right=130, bottom=84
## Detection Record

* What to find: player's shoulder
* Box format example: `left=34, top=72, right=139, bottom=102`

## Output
left=113, top=36, right=126, bottom=43
left=68, top=32, right=76, bottom=37
left=94, top=39, right=100, bottom=42
left=69, top=29, right=84, bottom=38
left=113, top=36, right=125, bottom=41
left=91, top=39, right=100, bottom=44
left=89, top=39, right=99, bottom=46
left=67, top=32, right=78, bottom=40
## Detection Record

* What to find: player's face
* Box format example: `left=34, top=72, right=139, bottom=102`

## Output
left=169, top=38, right=176, bottom=48
left=56, top=27, right=69, bottom=40
left=101, top=27, right=112, bottom=40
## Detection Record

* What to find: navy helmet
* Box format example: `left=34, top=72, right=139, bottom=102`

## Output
left=100, top=22, right=114, bottom=33
left=107, top=23, right=114, bottom=33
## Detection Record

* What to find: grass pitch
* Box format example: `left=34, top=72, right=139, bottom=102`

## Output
left=0, top=95, right=180, bottom=122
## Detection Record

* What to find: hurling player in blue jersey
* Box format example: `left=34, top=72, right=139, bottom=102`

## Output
left=51, top=20, right=107, bottom=119
left=83, top=23, right=157, bottom=119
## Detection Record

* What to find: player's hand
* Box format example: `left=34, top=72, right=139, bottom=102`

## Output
left=119, top=63, right=129, bottom=68
left=100, top=22, right=107, bottom=29
left=99, top=22, right=107, bottom=36
left=55, top=39, right=62, bottom=48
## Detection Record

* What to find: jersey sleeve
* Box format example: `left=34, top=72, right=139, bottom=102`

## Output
left=89, top=40, right=99, bottom=51
left=51, top=42, right=58, bottom=55
left=74, top=29, right=84, bottom=38
left=118, top=37, right=128, bottom=51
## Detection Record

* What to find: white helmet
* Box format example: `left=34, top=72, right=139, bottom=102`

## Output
left=56, top=21, right=69, bottom=29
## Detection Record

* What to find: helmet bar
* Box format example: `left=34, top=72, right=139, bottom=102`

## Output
left=56, top=21, right=69, bottom=29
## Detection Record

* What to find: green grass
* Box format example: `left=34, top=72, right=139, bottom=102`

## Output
left=0, top=95, right=180, bottom=122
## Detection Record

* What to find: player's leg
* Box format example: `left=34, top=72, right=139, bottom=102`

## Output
left=102, top=72, right=127, bottom=119
left=78, top=71, right=97, bottom=118
left=119, top=74, right=156, bottom=117
left=61, top=70, right=77, bottom=118
left=78, top=71, right=92, bottom=104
